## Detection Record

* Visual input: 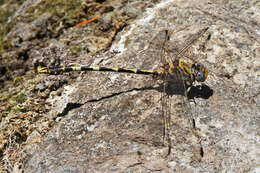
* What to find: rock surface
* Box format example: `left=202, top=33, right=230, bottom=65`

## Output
left=0, top=0, right=259, bottom=172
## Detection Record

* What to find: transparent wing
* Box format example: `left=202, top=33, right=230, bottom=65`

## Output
left=145, top=28, right=173, bottom=154
left=136, top=27, right=211, bottom=155
left=161, top=84, right=171, bottom=155
left=174, top=28, right=213, bottom=158
left=157, top=30, right=170, bottom=66
left=166, top=27, right=211, bottom=155
left=155, top=28, right=210, bottom=155
left=157, top=30, right=172, bottom=155
left=137, top=29, right=171, bottom=68
left=170, top=27, right=210, bottom=63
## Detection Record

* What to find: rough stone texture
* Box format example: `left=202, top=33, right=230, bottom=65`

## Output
left=1, top=0, right=259, bottom=172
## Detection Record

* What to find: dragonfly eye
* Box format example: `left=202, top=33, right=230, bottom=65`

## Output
left=194, top=64, right=207, bottom=82
left=195, top=70, right=205, bottom=82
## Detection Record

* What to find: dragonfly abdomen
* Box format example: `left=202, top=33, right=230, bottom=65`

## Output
left=38, top=66, right=159, bottom=76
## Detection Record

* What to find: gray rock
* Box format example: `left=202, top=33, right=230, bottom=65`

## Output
left=22, top=0, right=259, bottom=172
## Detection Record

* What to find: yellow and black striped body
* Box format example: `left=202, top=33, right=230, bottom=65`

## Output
left=38, top=66, right=159, bottom=76
left=37, top=59, right=208, bottom=83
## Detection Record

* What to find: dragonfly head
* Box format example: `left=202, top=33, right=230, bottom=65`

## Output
left=192, top=64, right=208, bottom=82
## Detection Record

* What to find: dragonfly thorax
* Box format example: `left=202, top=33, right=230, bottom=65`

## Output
left=164, top=60, right=208, bottom=87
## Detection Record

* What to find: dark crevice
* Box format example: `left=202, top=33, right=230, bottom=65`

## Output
left=200, top=145, right=204, bottom=157
left=56, top=102, right=83, bottom=118
left=87, top=86, right=155, bottom=103
left=55, top=86, right=155, bottom=119
left=55, top=84, right=213, bottom=118
left=192, top=118, right=196, bottom=129
left=126, top=162, right=143, bottom=169
left=87, top=83, right=213, bottom=104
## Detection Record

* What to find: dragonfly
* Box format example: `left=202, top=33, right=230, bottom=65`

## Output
left=38, top=27, right=210, bottom=155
